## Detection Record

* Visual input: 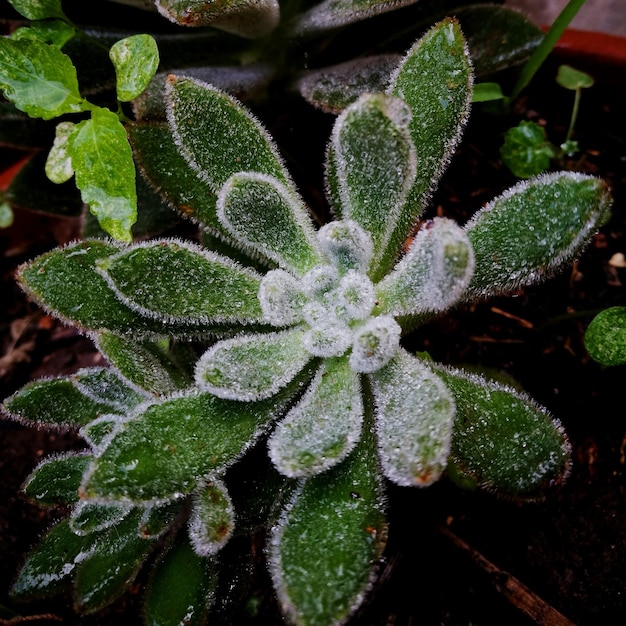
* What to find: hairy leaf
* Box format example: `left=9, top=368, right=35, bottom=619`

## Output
left=371, top=350, right=455, bottom=486
left=188, top=478, right=234, bottom=556
left=464, top=172, right=612, bottom=299
left=269, top=356, right=363, bottom=477
left=69, top=500, right=133, bottom=536
left=584, top=306, right=626, bottom=367
left=72, top=367, right=149, bottom=412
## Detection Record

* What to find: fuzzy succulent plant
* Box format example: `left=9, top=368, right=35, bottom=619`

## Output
left=2, top=18, right=611, bottom=626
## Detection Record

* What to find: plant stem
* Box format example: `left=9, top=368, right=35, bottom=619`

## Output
left=565, top=86, right=581, bottom=144
left=509, top=0, right=587, bottom=102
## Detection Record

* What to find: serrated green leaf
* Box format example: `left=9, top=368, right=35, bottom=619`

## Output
left=156, top=0, right=279, bottom=37
left=22, top=452, right=91, bottom=506
left=464, top=172, right=612, bottom=299
left=386, top=18, right=472, bottom=276
left=330, top=92, right=416, bottom=280
left=269, top=356, right=363, bottom=477
left=7, top=0, right=65, bottom=20
left=45, top=121, right=75, bottom=183
left=584, top=306, right=626, bottom=367
left=11, top=20, right=77, bottom=48
left=269, top=426, right=387, bottom=626
left=500, top=120, right=556, bottom=178
left=437, top=366, right=571, bottom=496
left=3, top=376, right=118, bottom=429
left=16, top=240, right=213, bottom=336
left=0, top=38, right=85, bottom=120
left=375, top=217, right=474, bottom=319
left=110, top=34, right=159, bottom=102
left=82, top=379, right=309, bottom=503
left=188, top=478, right=234, bottom=556
left=371, top=349, right=455, bottom=486
left=297, top=54, right=401, bottom=114
left=144, top=534, right=217, bottom=626
left=95, top=331, right=193, bottom=395
left=100, top=239, right=265, bottom=325
left=69, top=107, right=137, bottom=242
left=195, top=329, right=311, bottom=401
left=73, top=510, right=154, bottom=614
left=217, top=172, right=323, bottom=276
left=166, top=75, right=292, bottom=193
left=10, top=519, right=89, bottom=600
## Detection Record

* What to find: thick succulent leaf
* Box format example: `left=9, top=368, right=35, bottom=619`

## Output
left=109, top=34, right=159, bottom=102
left=464, top=172, right=612, bottom=299
left=375, top=218, right=474, bottom=318
left=139, top=500, right=185, bottom=539
left=72, top=367, right=150, bottom=412
left=455, top=5, right=543, bottom=76
left=269, top=356, right=363, bottom=478
left=69, top=500, right=133, bottom=536
left=16, top=240, right=201, bottom=337
left=195, top=328, right=311, bottom=401
left=166, top=76, right=292, bottom=194
left=79, top=415, right=123, bottom=452
left=82, top=379, right=310, bottom=503
left=22, top=452, right=91, bottom=506
left=218, top=172, right=323, bottom=276
left=436, top=366, right=571, bottom=496
left=0, top=37, right=85, bottom=120
left=297, top=54, right=401, bottom=114
left=96, top=331, right=194, bottom=396
left=188, top=477, right=235, bottom=556
left=370, top=349, right=455, bottom=486
left=269, top=425, right=387, bottom=626
left=155, top=0, right=280, bottom=38
left=330, top=92, right=416, bottom=279
left=584, top=306, right=626, bottom=367
left=11, top=519, right=89, bottom=600
left=73, top=510, right=155, bottom=613
left=144, top=534, right=218, bottom=626
left=290, top=0, right=419, bottom=36
left=99, top=239, right=265, bottom=326
left=386, top=18, right=472, bottom=276
left=3, top=376, right=116, bottom=430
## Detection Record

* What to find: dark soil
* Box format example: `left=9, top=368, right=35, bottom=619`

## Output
left=1, top=43, right=624, bottom=626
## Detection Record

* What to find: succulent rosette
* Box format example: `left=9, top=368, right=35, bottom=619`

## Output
left=3, top=19, right=611, bottom=626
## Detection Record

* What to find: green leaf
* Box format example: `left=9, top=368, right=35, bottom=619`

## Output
left=584, top=306, right=626, bottom=367
left=166, top=76, right=292, bottom=193
left=82, top=381, right=308, bottom=502
left=11, top=519, right=88, bottom=600
left=0, top=38, right=85, bottom=120
left=269, top=356, right=363, bottom=477
left=188, top=478, right=235, bottom=555
left=17, top=240, right=210, bottom=336
left=69, top=500, right=133, bottom=536
left=22, top=452, right=91, bottom=505
left=156, top=0, right=279, bottom=38
left=95, top=331, right=194, bottom=396
left=371, top=350, right=455, bottom=486
left=387, top=18, right=473, bottom=276
left=0, top=201, right=13, bottom=227
left=269, top=426, right=387, bottom=626
left=217, top=172, right=323, bottom=276
left=375, top=217, right=474, bottom=319
left=109, top=34, right=160, bottom=102
left=11, top=19, right=77, bottom=48
left=45, top=121, right=75, bottom=183
left=7, top=0, right=65, bottom=21
left=195, top=329, right=311, bottom=401
left=144, top=534, right=217, bottom=626
left=297, top=54, right=401, bottom=114
left=73, top=510, right=154, bottom=613
left=437, top=366, right=571, bottom=496
left=139, top=500, right=184, bottom=539
left=68, top=107, right=137, bottom=243
left=4, top=363, right=147, bottom=434
left=330, top=92, right=416, bottom=279
left=464, top=172, right=612, bottom=299
left=472, top=82, right=504, bottom=103
left=290, top=0, right=419, bottom=36
left=100, top=239, right=265, bottom=325
left=556, top=64, right=594, bottom=90
left=500, top=120, right=556, bottom=178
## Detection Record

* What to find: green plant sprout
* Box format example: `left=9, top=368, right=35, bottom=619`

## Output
left=585, top=306, right=626, bottom=367
left=499, top=64, right=595, bottom=178
left=0, top=0, right=547, bottom=241
left=0, top=0, right=160, bottom=241
left=1, top=18, right=611, bottom=626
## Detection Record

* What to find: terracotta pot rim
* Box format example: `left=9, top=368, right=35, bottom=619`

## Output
left=552, top=27, right=626, bottom=69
